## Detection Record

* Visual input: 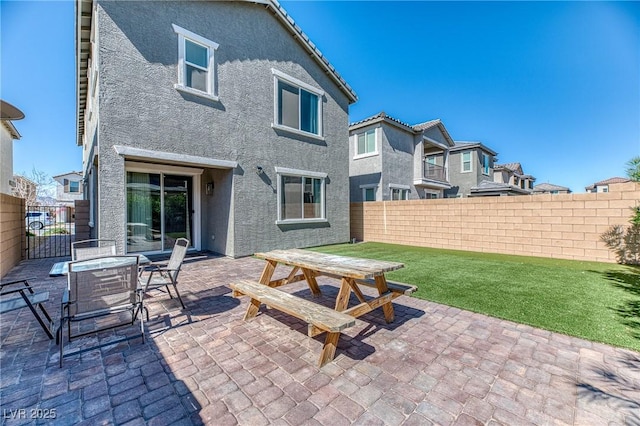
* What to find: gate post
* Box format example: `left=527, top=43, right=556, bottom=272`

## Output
left=74, top=200, right=91, bottom=242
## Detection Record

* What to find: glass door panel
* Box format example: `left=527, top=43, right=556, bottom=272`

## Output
left=126, top=172, right=193, bottom=253
left=163, top=175, right=192, bottom=250
left=126, top=172, right=162, bottom=253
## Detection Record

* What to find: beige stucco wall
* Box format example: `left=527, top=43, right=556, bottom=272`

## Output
left=0, top=193, right=25, bottom=278
left=351, top=182, right=640, bottom=263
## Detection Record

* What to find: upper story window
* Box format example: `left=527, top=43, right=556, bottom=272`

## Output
left=64, top=179, right=81, bottom=193
left=481, top=153, right=490, bottom=175
left=354, top=129, right=378, bottom=158
left=461, top=151, right=472, bottom=172
left=275, top=167, right=327, bottom=224
left=272, top=69, right=324, bottom=140
left=172, top=24, right=219, bottom=101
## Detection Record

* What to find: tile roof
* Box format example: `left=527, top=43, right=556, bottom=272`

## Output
left=349, top=113, right=454, bottom=146
left=533, top=182, right=571, bottom=192
left=494, top=162, right=522, bottom=172
left=591, top=177, right=631, bottom=186
left=470, top=180, right=530, bottom=195
left=412, top=119, right=441, bottom=131
left=349, top=111, right=414, bottom=130
left=450, top=141, right=498, bottom=156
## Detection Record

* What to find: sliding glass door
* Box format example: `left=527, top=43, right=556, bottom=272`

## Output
left=126, top=171, right=193, bottom=253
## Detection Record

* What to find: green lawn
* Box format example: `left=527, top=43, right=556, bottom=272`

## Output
left=311, top=242, right=640, bottom=352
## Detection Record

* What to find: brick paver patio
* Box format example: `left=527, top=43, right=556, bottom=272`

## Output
left=1, top=254, right=638, bottom=425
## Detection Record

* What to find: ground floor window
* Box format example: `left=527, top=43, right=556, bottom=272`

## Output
left=276, top=167, right=326, bottom=224
left=126, top=171, right=194, bottom=253
left=424, top=192, right=439, bottom=199
left=390, top=185, right=410, bottom=200
left=360, top=184, right=377, bottom=202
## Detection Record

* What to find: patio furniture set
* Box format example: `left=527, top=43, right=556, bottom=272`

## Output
left=2, top=240, right=416, bottom=368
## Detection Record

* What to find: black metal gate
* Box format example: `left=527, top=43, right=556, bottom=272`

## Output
left=26, top=205, right=75, bottom=259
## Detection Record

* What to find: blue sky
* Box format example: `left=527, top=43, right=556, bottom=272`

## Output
left=2, top=1, right=639, bottom=192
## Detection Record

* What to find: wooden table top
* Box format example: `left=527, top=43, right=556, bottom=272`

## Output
left=254, top=249, right=404, bottom=280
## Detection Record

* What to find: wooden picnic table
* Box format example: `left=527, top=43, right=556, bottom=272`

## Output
left=254, top=248, right=407, bottom=323
left=231, top=249, right=415, bottom=367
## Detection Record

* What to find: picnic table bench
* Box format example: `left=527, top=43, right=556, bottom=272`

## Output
left=232, top=249, right=416, bottom=367
left=231, top=280, right=357, bottom=366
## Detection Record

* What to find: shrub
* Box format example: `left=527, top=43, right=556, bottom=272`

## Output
left=601, top=206, right=640, bottom=265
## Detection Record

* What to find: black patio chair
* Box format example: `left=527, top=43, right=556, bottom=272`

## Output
left=0, top=279, right=54, bottom=339
left=57, top=255, right=144, bottom=366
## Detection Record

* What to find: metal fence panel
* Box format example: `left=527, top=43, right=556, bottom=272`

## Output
left=26, top=206, right=75, bottom=259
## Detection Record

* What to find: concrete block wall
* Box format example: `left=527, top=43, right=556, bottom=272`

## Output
left=0, top=194, right=25, bottom=278
left=351, top=182, right=640, bottom=263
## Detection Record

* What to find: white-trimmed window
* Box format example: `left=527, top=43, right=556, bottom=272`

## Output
left=390, top=184, right=410, bottom=201
left=354, top=128, right=378, bottom=158
left=68, top=180, right=80, bottom=193
left=272, top=69, right=324, bottom=139
left=275, top=167, right=327, bottom=224
left=481, top=153, right=490, bottom=175
left=461, top=151, right=472, bottom=172
left=173, top=24, right=219, bottom=100
left=359, top=184, right=377, bottom=202
left=424, top=191, right=438, bottom=199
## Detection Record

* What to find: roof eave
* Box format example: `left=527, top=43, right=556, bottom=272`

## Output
left=76, top=0, right=92, bottom=146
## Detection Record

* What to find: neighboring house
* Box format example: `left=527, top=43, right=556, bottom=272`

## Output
left=444, top=141, right=497, bottom=198
left=76, top=0, right=357, bottom=257
left=53, top=171, right=84, bottom=206
left=585, top=177, right=630, bottom=193
left=11, top=175, right=37, bottom=205
left=532, top=182, right=571, bottom=195
left=0, top=100, right=24, bottom=195
left=53, top=171, right=84, bottom=223
left=348, top=112, right=454, bottom=201
left=469, top=162, right=535, bottom=197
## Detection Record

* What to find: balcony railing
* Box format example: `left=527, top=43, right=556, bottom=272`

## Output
left=423, top=162, right=446, bottom=182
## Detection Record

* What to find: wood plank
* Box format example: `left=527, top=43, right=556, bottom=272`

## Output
left=302, top=268, right=321, bottom=296
left=334, top=279, right=351, bottom=312
left=255, top=249, right=404, bottom=280
left=318, top=332, right=340, bottom=367
left=355, top=279, right=418, bottom=296
left=230, top=280, right=355, bottom=333
left=342, top=292, right=397, bottom=318
left=375, top=276, right=394, bottom=323
left=267, top=273, right=307, bottom=288
left=259, top=260, right=277, bottom=285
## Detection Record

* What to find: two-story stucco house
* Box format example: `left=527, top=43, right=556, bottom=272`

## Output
left=0, top=100, right=24, bottom=195
left=468, top=162, right=535, bottom=197
left=532, top=182, right=571, bottom=195
left=585, top=177, right=630, bottom=193
left=444, top=141, right=497, bottom=198
left=53, top=171, right=84, bottom=206
left=76, top=0, right=357, bottom=257
left=348, top=112, right=454, bottom=201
